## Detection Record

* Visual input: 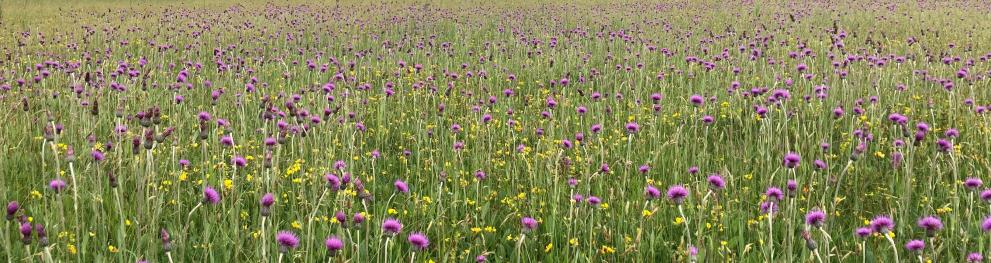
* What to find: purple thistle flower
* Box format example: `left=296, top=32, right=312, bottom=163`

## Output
left=587, top=196, right=602, bottom=206
left=644, top=185, right=661, bottom=200
left=48, top=179, right=67, bottom=192
left=260, top=193, right=275, bottom=207
left=855, top=227, right=872, bottom=237
left=870, top=215, right=895, bottom=233
left=805, top=210, right=826, bottom=227
left=759, top=201, right=778, bottom=215
left=982, top=217, right=991, bottom=232
left=708, top=174, right=726, bottom=190
left=276, top=231, right=300, bottom=251
left=19, top=223, right=32, bottom=244
left=325, top=173, right=341, bottom=190
left=335, top=211, right=347, bottom=227
left=689, top=94, right=704, bottom=106
left=203, top=187, right=220, bottom=204
left=936, top=139, right=953, bottom=152
left=765, top=187, right=784, bottom=202
left=638, top=165, right=651, bottom=174
left=905, top=240, right=925, bottom=252
left=407, top=232, right=429, bottom=250
left=783, top=152, right=800, bottom=168
left=521, top=217, right=538, bottom=231
left=91, top=150, right=105, bottom=162
left=967, top=252, right=983, bottom=262
left=353, top=213, right=365, bottom=225
left=813, top=159, right=827, bottom=170
left=916, top=216, right=943, bottom=236
left=6, top=201, right=18, bottom=220
left=946, top=128, right=960, bottom=138
left=688, top=166, right=699, bottom=174
left=965, top=178, right=984, bottom=190
left=394, top=180, right=409, bottom=194
left=982, top=189, right=991, bottom=202
left=476, top=255, right=488, bottom=262
left=382, top=218, right=403, bottom=235
left=325, top=236, right=343, bottom=255
left=625, top=122, right=639, bottom=133
left=667, top=185, right=689, bottom=204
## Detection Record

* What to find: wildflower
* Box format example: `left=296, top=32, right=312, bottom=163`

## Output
left=276, top=231, right=299, bottom=252
left=855, top=227, right=872, bottom=238
left=805, top=210, right=826, bottom=227
left=644, top=185, right=661, bottom=200
left=407, top=232, right=429, bottom=250
left=587, top=196, right=602, bottom=206
left=689, top=94, right=704, bottom=106
left=667, top=185, right=689, bottom=204
left=967, top=252, right=983, bottom=262
left=707, top=174, right=725, bottom=190
left=6, top=201, right=19, bottom=220
left=353, top=213, right=366, bottom=225
left=325, top=236, right=343, bottom=256
left=916, top=216, right=942, bottom=236
left=786, top=180, right=798, bottom=197
left=394, top=180, right=409, bottom=194
left=49, top=179, right=67, bottom=192
left=982, top=217, right=991, bottom=232
left=260, top=193, right=275, bottom=215
left=783, top=152, right=800, bottom=168
left=382, top=218, right=403, bottom=235
left=625, top=122, right=639, bottom=133
left=521, top=217, right=538, bottom=231
left=904, top=239, right=925, bottom=252
left=982, top=189, right=991, bottom=202
left=161, top=228, right=172, bottom=252
left=765, top=187, right=784, bottom=202
left=19, top=222, right=31, bottom=244
left=759, top=201, right=778, bottom=215
left=325, top=173, right=341, bottom=190
left=870, top=215, right=895, bottom=233
left=203, top=187, right=221, bottom=204
left=963, top=177, right=984, bottom=191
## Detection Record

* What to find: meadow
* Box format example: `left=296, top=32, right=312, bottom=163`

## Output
left=1, top=0, right=991, bottom=262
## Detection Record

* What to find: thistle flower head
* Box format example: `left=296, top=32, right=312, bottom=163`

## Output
left=905, top=239, right=925, bottom=252
left=275, top=231, right=299, bottom=253
left=707, top=174, right=725, bottom=190
left=805, top=210, right=826, bottom=227
left=521, top=217, right=538, bottom=231
left=382, top=218, right=403, bottom=235
left=783, top=152, right=800, bottom=168
left=6, top=201, right=18, bottom=220
left=394, top=180, right=409, bottom=194
left=644, top=185, right=661, bottom=200
left=325, top=236, right=343, bottom=255
left=666, top=185, right=689, bottom=204
left=965, top=177, right=983, bottom=190
left=765, top=187, right=784, bottom=202
left=407, top=232, right=429, bottom=250
left=916, top=216, right=943, bottom=234
left=870, top=215, right=894, bottom=233
left=855, top=227, right=872, bottom=237
left=203, top=187, right=220, bottom=204
left=260, top=193, right=275, bottom=207
left=48, top=179, right=67, bottom=192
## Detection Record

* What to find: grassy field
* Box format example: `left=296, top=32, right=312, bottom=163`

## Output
left=1, top=0, right=991, bottom=262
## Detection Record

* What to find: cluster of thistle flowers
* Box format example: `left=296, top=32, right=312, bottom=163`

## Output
left=6, top=202, right=49, bottom=247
